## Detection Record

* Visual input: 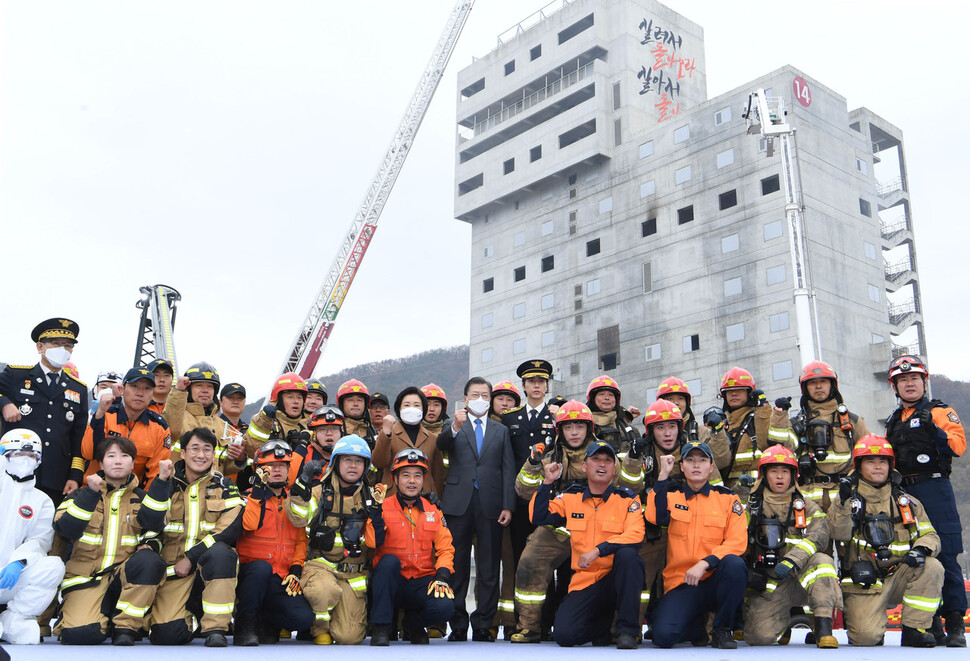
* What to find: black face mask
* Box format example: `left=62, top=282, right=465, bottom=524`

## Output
left=755, top=517, right=786, bottom=552
left=863, top=512, right=895, bottom=561
left=806, top=418, right=833, bottom=460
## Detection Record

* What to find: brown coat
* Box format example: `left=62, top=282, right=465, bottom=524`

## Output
left=373, top=422, right=445, bottom=497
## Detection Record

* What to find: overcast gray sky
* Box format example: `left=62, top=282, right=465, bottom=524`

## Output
left=3, top=0, right=969, bottom=397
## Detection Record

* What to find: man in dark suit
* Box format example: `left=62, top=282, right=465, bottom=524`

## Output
left=0, top=318, right=88, bottom=504
left=437, top=376, right=514, bottom=642
left=501, top=360, right=558, bottom=570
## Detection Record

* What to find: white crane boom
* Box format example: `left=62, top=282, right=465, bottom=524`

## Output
left=280, top=1, right=475, bottom=379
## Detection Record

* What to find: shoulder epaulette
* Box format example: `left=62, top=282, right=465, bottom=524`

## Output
left=929, top=398, right=949, bottom=409
left=7, top=364, right=34, bottom=370
left=422, top=491, right=441, bottom=507
left=504, top=405, right=525, bottom=415
left=712, top=484, right=738, bottom=496
left=614, top=486, right=637, bottom=499
left=65, top=372, right=87, bottom=387
left=146, top=409, right=168, bottom=427
left=563, top=483, right=586, bottom=494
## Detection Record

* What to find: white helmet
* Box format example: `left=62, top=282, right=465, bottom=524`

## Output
left=0, top=428, right=43, bottom=460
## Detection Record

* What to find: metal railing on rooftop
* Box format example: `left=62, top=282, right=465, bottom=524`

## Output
left=462, top=61, right=594, bottom=141
left=496, top=0, right=576, bottom=47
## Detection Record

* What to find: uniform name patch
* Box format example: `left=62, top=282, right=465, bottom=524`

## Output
left=64, top=390, right=80, bottom=404
left=675, top=504, right=689, bottom=511
left=571, top=512, right=584, bottom=519
left=19, top=505, right=34, bottom=519
left=732, top=501, right=744, bottom=516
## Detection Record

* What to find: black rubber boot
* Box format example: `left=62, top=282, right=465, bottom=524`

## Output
left=814, top=617, right=838, bottom=649
left=233, top=613, right=259, bottom=647
left=945, top=612, right=967, bottom=648
left=928, top=615, right=947, bottom=646
left=711, top=627, right=738, bottom=649
left=901, top=625, right=936, bottom=648
left=370, top=624, right=391, bottom=647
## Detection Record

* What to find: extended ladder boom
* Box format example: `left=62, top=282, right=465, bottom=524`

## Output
left=134, top=284, right=181, bottom=372
left=281, top=0, right=475, bottom=379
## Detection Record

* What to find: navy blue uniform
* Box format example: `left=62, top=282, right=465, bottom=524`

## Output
left=0, top=363, right=88, bottom=499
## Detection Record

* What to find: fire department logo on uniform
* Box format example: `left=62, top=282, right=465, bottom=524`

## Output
left=426, top=512, right=435, bottom=522
left=949, top=412, right=961, bottom=424
left=19, top=505, right=34, bottom=519
left=732, top=501, right=744, bottom=516
left=628, top=501, right=640, bottom=513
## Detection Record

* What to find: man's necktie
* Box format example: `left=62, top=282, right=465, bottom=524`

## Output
left=474, top=418, right=484, bottom=455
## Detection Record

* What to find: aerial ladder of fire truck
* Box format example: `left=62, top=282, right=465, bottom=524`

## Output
left=279, top=0, right=476, bottom=379
left=743, top=88, right=821, bottom=368
left=133, top=284, right=182, bottom=372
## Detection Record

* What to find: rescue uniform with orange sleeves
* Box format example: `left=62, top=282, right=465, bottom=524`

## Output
left=830, top=434, right=943, bottom=647
left=511, top=401, right=643, bottom=643
left=742, top=446, right=841, bottom=647
left=366, top=455, right=456, bottom=642
left=82, top=399, right=171, bottom=486
left=634, top=400, right=725, bottom=628
left=530, top=441, right=645, bottom=647
left=645, top=441, right=748, bottom=648
left=234, top=440, right=314, bottom=646
left=883, top=354, right=966, bottom=646
left=53, top=471, right=171, bottom=644
left=148, top=459, right=244, bottom=645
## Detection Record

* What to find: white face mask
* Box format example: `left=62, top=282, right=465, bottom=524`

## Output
left=467, top=398, right=490, bottom=417
left=400, top=408, right=424, bottom=425
left=5, top=455, right=40, bottom=480
left=44, top=346, right=72, bottom=369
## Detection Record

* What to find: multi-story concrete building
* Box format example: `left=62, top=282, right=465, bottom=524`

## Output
left=454, top=0, right=922, bottom=422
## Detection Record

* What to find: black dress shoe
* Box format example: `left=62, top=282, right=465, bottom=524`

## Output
left=616, top=633, right=638, bottom=650
left=448, top=629, right=467, bottom=641
left=472, top=628, right=496, bottom=642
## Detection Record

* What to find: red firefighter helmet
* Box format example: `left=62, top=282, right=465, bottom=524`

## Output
left=642, top=399, right=684, bottom=430
left=555, top=400, right=594, bottom=427
left=337, top=379, right=371, bottom=406
left=586, top=375, right=621, bottom=407
left=799, top=360, right=842, bottom=403
left=492, top=381, right=522, bottom=407
left=852, top=434, right=895, bottom=469
left=758, top=445, right=799, bottom=478
left=720, top=367, right=755, bottom=393
left=421, top=383, right=447, bottom=408
left=656, top=377, right=691, bottom=406
left=391, top=448, right=430, bottom=475
left=271, top=372, right=307, bottom=403
left=887, top=355, right=928, bottom=384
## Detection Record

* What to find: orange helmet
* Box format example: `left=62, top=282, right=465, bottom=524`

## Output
left=720, top=367, right=755, bottom=393
left=492, top=380, right=522, bottom=407
left=307, top=405, right=345, bottom=429
left=271, top=372, right=307, bottom=403
left=391, top=448, right=430, bottom=475
left=555, top=400, right=594, bottom=427
left=888, top=355, right=928, bottom=384
left=852, top=434, right=895, bottom=469
left=799, top=361, right=841, bottom=402
left=254, top=439, right=294, bottom=469
left=421, top=383, right=447, bottom=408
left=758, top=445, right=799, bottom=478
left=643, top=399, right=683, bottom=430
left=586, top=375, right=621, bottom=409
left=337, top=379, right=370, bottom=406
left=656, top=376, right=691, bottom=406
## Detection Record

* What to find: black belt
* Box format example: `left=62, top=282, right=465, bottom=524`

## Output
left=901, top=473, right=945, bottom=486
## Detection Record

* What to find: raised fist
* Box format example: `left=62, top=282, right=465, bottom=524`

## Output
left=158, top=459, right=174, bottom=480
left=86, top=473, right=104, bottom=492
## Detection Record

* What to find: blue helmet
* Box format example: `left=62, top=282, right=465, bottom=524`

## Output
left=329, top=434, right=372, bottom=472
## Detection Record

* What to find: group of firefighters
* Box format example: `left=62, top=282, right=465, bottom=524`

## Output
left=0, top=317, right=966, bottom=649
